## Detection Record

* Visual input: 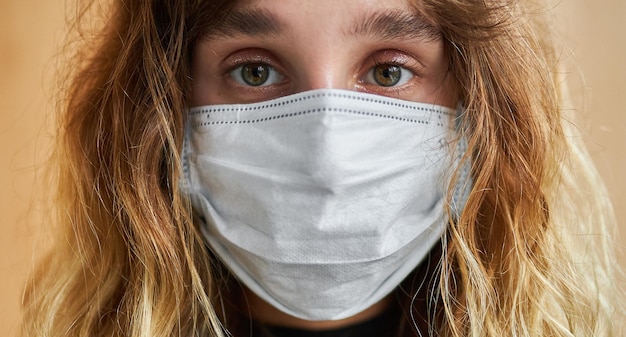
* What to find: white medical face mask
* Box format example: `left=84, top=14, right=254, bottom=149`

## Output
left=182, top=89, right=469, bottom=321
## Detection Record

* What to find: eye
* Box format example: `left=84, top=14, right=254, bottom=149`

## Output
left=365, top=64, right=414, bottom=87
left=230, top=63, right=284, bottom=87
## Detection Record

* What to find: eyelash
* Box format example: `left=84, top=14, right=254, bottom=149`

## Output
left=353, top=52, right=423, bottom=93
left=370, top=53, right=423, bottom=77
left=221, top=51, right=287, bottom=87
left=222, top=50, right=424, bottom=89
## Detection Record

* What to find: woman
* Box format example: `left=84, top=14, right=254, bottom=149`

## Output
left=22, top=0, right=622, bottom=336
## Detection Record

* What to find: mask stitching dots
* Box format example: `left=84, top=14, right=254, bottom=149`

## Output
left=193, top=107, right=447, bottom=128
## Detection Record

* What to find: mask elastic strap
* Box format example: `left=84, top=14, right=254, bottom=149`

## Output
left=450, top=104, right=472, bottom=219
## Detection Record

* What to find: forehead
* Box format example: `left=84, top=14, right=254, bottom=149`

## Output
left=233, top=0, right=418, bottom=11
left=205, top=0, right=440, bottom=42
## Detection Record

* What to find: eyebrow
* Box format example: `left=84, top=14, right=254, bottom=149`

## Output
left=203, top=7, right=441, bottom=42
left=349, top=10, right=442, bottom=42
left=204, top=8, right=285, bottom=38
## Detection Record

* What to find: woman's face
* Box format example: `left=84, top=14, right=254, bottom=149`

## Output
left=188, top=0, right=457, bottom=328
left=190, top=0, right=456, bottom=107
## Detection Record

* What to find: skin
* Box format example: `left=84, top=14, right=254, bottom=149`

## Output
left=189, top=0, right=456, bottom=330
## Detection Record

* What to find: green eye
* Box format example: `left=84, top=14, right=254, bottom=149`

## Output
left=373, top=64, right=402, bottom=87
left=241, top=63, right=269, bottom=86
left=230, top=63, right=284, bottom=87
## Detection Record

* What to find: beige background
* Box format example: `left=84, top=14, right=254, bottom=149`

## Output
left=1, top=1, right=624, bottom=336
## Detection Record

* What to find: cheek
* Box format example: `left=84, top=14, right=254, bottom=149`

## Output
left=189, top=46, right=208, bottom=106
left=189, top=78, right=208, bottom=107
left=425, top=43, right=458, bottom=108
left=189, top=77, right=225, bottom=106
left=189, top=42, right=226, bottom=106
left=409, top=42, right=458, bottom=108
left=436, top=72, right=459, bottom=109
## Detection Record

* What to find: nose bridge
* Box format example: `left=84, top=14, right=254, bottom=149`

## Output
left=304, top=60, right=345, bottom=91
left=282, top=2, right=353, bottom=92
left=295, top=55, right=348, bottom=91
left=291, top=35, right=351, bottom=92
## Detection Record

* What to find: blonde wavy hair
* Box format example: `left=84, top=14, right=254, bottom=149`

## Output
left=22, top=0, right=622, bottom=336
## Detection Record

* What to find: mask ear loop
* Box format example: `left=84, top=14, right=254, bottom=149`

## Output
left=450, top=103, right=472, bottom=220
